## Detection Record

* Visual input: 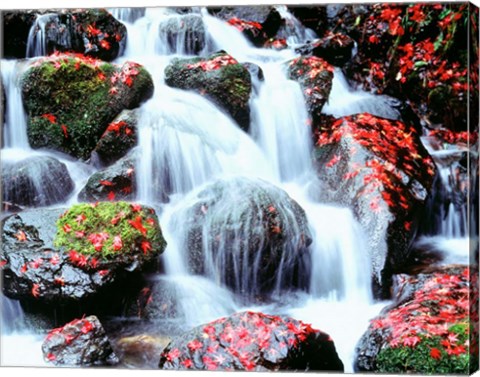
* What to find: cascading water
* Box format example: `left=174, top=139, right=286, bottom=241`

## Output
left=26, top=13, right=63, bottom=58
left=2, top=5, right=469, bottom=373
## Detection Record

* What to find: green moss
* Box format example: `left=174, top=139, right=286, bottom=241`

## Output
left=22, top=54, right=154, bottom=160
left=54, top=201, right=166, bottom=260
left=376, top=324, right=469, bottom=374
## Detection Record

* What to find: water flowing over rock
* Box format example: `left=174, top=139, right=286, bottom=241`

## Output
left=164, top=51, right=252, bottom=131
left=1, top=203, right=166, bottom=304
left=170, top=177, right=312, bottom=299
left=157, top=13, right=208, bottom=55
left=159, top=311, right=344, bottom=372
left=93, top=110, right=138, bottom=167
left=42, top=315, right=119, bottom=366
left=354, top=266, right=471, bottom=374
left=2, top=11, right=37, bottom=58
left=78, top=150, right=138, bottom=203
left=313, top=113, right=436, bottom=297
left=26, top=9, right=126, bottom=61
left=2, top=156, right=74, bottom=208
left=21, top=53, right=153, bottom=159
left=287, top=56, right=333, bottom=122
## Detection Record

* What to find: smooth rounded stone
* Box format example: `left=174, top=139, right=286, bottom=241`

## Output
left=2, top=156, right=74, bottom=207
left=115, top=334, right=171, bottom=368
left=42, top=315, right=119, bottom=366
left=159, top=311, right=344, bottom=372
left=170, top=177, right=312, bottom=298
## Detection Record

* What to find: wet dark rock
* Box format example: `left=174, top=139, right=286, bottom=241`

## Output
left=2, top=156, right=74, bottom=208
left=26, top=9, right=126, bottom=61
left=159, top=311, right=344, bottom=372
left=164, top=51, right=252, bottom=131
left=313, top=114, right=436, bottom=297
left=93, top=109, right=138, bottom=167
left=287, top=56, right=333, bottom=122
left=22, top=54, right=153, bottom=159
left=79, top=151, right=137, bottom=203
left=2, top=11, right=37, bottom=58
left=242, top=62, right=264, bottom=82
left=287, top=6, right=328, bottom=37
left=1, top=203, right=166, bottom=305
left=295, top=33, right=355, bottom=67
left=158, top=14, right=207, bottom=55
left=355, top=266, right=470, bottom=373
left=42, top=315, right=119, bottom=366
left=173, top=177, right=312, bottom=298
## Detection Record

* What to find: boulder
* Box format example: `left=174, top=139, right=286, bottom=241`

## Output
left=116, top=334, right=170, bottom=368
left=2, top=156, right=74, bottom=207
left=158, top=14, right=207, bottom=55
left=313, top=113, right=436, bottom=297
left=287, top=6, right=328, bottom=37
left=42, top=315, right=118, bottom=366
left=93, top=110, right=138, bottom=167
left=26, top=9, right=126, bottom=61
left=78, top=150, right=137, bottom=202
left=22, top=53, right=153, bottom=160
left=164, top=51, right=252, bottom=131
left=1, top=202, right=166, bottom=303
left=355, top=266, right=471, bottom=374
left=159, top=311, right=343, bottom=371
left=287, top=56, right=333, bottom=122
left=171, top=177, right=312, bottom=298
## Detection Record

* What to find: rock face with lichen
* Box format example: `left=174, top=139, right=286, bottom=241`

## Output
left=21, top=53, right=153, bottom=160
left=42, top=315, right=119, bottom=366
left=313, top=113, right=436, bottom=297
left=164, top=51, right=252, bottom=131
left=159, top=311, right=344, bottom=372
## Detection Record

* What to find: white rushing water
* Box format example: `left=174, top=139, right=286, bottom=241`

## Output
left=2, top=6, right=469, bottom=372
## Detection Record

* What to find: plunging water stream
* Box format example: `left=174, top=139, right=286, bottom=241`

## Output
left=1, top=6, right=470, bottom=372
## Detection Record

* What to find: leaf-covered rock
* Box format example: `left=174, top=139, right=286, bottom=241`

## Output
left=93, top=110, right=138, bottom=167
left=287, top=56, right=334, bottom=122
left=26, top=9, right=126, bottom=61
left=295, top=33, right=355, bottom=67
left=1, top=203, right=166, bottom=304
left=2, top=155, right=74, bottom=207
left=355, top=266, right=471, bottom=374
left=164, top=51, right=252, bottom=131
left=78, top=151, right=137, bottom=203
left=42, top=315, right=119, bottom=366
left=313, top=113, right=436, bottom=297
left=159, top=311, right=344, bottom=372
left=157, top=13, right=207, bottom=55
left=170, top=177, right=312, bottom=298
left=21, top=53, right=153, bottom=160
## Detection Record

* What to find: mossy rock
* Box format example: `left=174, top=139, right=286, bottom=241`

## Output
left=21, top=53, right=153, bottom=160
left=55, top=201, right=166, bottom=263
left=164, top=51, right=252, bottom=131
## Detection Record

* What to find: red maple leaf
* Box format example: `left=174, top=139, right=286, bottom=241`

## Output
left=107, top=191, right=116, bottom=201
left=128, top=216, right=147, bottom=235
left=181, top=359, right=193, bottom=368
left=80, top=320, right=94, bottom=334
left=113, top=235, right=123, bottom=251
left=140, top=240, right=151, bottom=254
left=0, top=260, right=7, bottom=268
left=15, top=230, right=27, bottom=241
left=430, top=347, right=442, bottom=360
left=76, top=214, right=86, bottom=225
left=41, top=113, right=57, bottom=124
left=187, top=339, right=203, bottom=352
left=31, top=283, right=40, bottom=298
left=100, top=40, right=111, bottom=50
left=63, top=224, right=72, bottom=233
left=60, top=124, right=68, bottom=138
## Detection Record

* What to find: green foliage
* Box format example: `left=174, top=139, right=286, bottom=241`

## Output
left=376, top=324, right=469, bottom=374
left=54, top=201, right=166, bottom=260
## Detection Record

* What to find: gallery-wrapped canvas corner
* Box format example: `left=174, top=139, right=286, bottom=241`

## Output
left=0, top=1, right=478, bottom=375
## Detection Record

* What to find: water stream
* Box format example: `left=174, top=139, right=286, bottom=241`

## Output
left=0, top=6, right=471, bottom=372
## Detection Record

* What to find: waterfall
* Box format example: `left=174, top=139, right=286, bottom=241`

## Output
left=1, top=60, right=29, bottom=149
left=26, top=13, right=61, bottom=58
left=323, top=68, right=401, bottom=120
left=1, top=295, right=25, bottom=334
